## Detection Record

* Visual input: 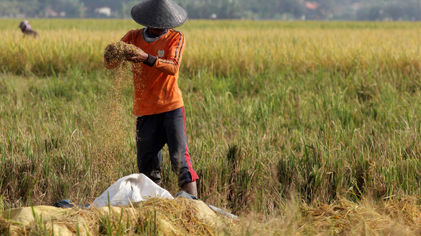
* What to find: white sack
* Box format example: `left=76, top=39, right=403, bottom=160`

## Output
left=92, top=174, right=174, bottom=208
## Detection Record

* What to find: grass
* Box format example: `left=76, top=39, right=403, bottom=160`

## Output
left=0, top=19, right=420, bottom=234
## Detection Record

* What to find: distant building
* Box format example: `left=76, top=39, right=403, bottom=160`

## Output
left=352, top=2, right=362, bottom=11
left=305, top=2, right=320, bottom=11
left=45, top=7, right=58, bottom=17
left=44, top=7, right=66, bottom=18
left=95, top=7, right=112, bottom=17
left=305, top=1, right=321, bottom=20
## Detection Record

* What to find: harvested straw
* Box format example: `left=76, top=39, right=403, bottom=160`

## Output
left=1, top=198, right=224, bottom=235
left=133, top=198, right=220, bottom=235
left=104, top=41, right=142, bottom=65
left=2, top=197, right=420, bottom=235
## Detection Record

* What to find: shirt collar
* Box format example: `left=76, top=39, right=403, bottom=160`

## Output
left=143, top=28, right=168, bottom=43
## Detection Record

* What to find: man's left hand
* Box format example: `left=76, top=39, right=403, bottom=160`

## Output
left=127, top=50, right=148, bottom=63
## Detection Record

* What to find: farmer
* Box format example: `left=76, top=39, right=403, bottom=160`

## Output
left=104, top=0, right=199, bottom=197
left=18, top=20, right=38, bottom=37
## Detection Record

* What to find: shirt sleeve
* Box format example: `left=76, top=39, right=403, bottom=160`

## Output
left=153, top=32, right=185, bottom=76
left=121, top=30, right=134, bottom=44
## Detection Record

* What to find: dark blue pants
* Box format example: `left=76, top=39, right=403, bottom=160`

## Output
left=136, top=107, right=198, bottom=187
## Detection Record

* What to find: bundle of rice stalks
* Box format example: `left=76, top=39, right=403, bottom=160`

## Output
left=0, top=198, right=227, bottom=236
left=132, top=198, right=222, bottom=235
left=104, top=41, right=142, bottom=65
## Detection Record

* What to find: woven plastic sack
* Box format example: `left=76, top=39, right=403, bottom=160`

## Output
left=92, top=174, right=174, bottom=207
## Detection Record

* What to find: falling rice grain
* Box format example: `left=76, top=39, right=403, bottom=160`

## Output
left=91, top=42, right=143, bottom=181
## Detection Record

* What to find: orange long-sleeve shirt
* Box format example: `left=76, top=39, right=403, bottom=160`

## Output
left=106, top=28, right=186, bottom=116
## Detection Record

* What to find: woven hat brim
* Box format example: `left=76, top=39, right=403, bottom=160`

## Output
left=131, top=0, right=187, bottom=29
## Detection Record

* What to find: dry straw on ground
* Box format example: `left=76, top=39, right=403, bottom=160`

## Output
left=1, top=197, right=419, bottom=235
left=0, top=198, right=226, bottom=236
left=237, top=197, right=421, bottom=236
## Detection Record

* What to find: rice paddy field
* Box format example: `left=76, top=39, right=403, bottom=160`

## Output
left=0, top=19, right=420, bottom=235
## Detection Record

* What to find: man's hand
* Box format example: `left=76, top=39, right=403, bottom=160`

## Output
left=127, top=49, right=148, bottom=63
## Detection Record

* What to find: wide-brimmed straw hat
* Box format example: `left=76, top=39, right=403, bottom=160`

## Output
left=131, top=0, right=187, bottom=29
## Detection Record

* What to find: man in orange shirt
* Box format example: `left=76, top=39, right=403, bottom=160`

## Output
left=105, top=0, right=198, bottom=197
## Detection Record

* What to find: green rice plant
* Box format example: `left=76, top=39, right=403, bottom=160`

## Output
left=0, top=20, right=420, bottom=78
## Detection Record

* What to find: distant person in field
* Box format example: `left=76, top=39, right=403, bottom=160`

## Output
left=19, top=20, right=38, bottom=37
left=104, top=0, right=199, bottom=197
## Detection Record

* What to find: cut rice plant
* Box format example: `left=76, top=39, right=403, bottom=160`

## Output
left=104, top=41, right=142, bottom=66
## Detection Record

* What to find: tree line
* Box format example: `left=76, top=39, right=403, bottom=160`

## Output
left=0, top=0, right=420, bottom=21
